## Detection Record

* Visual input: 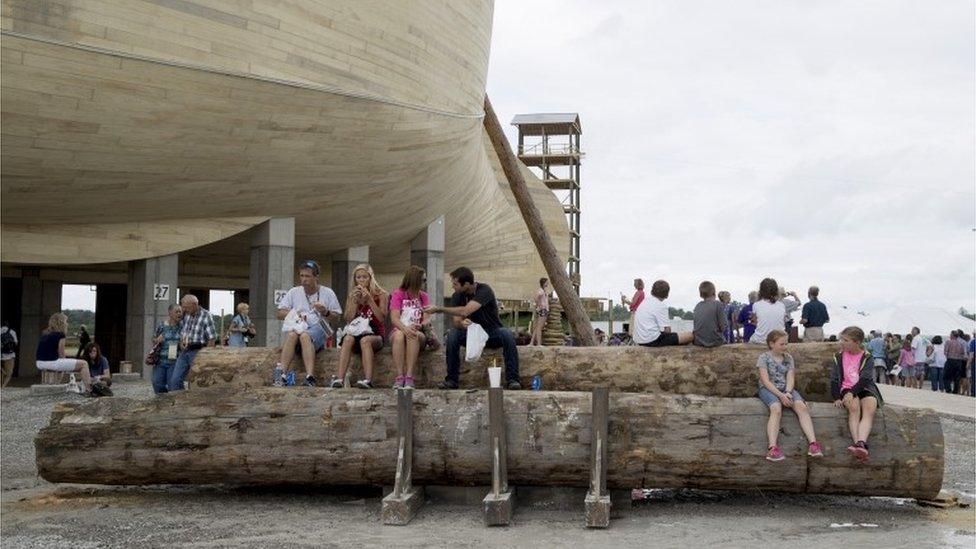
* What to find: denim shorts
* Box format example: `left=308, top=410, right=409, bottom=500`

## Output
left=758, top=386, right=805, bottom=407
left=295, top=323, right=327, bottom=352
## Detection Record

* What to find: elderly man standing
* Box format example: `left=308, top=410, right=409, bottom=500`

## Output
left=800, top=286, right=829, bottom=342
left=272, top=260, right=341, bottom=387
left=169, top=294, right=216, bottom=391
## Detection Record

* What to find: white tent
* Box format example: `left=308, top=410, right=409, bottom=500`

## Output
left=795, top=305, right=976, bottom=339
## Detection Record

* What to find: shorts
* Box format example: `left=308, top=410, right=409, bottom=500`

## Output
left=36, top=358, right=78, bottom=372
left=293, top=323, right=327, bottom=353
left=536, top=309, right=549, bottom=318
left=896, top=365, right=912, bottom=378
left=840, top=388, right=878, bottom=402
left=803, top=327, right=824, bottom=342
left=758, top=387, right=805, bottom=407
left=913, top=362, right=927, bottom=379
left=639, top=332, right=680, bottom=347
left=344, top=333, right=383, bottom=354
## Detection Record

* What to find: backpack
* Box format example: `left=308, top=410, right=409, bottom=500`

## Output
left=0, top=329, right=16, bottom=355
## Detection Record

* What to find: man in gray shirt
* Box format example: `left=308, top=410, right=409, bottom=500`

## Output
left=693, top=281, right=728, bottom=347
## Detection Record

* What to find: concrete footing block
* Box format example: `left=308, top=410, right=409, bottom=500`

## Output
left=382, top=487, right=425, bottom=525
left=29, top=383, right=70, bottom=396
left=483, top=489, right=516, bottom=526
left=585, top=492, right=612, bottom=528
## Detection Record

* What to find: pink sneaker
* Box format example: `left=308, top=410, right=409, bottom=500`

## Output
left=765, top=446, right=785, bottom=461
left=393, top=375, right=405, bottom=389
left=808, top=441, right=824, bottom=457
left=403, top=376, right=415, bottom=389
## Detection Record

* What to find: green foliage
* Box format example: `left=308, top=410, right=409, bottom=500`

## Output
left=62, top=309, right=95, bottom=336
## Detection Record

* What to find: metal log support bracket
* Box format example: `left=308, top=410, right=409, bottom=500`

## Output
left=382, top=389, right=425, bottom=525
left=585, top=387, right=611, bottom=528
left=483, top=387, right=516, bottom=526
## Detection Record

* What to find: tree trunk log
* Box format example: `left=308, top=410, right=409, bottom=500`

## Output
left=35, top=387, right=942, bottom=499
left=482, top=96, right=596, bottom=346
left=188, top=343, right=840, bottom=401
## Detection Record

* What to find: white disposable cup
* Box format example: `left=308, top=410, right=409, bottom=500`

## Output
left=488, top=367, right=502, bottom=388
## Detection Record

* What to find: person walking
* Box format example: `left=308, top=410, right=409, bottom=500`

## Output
left=531, top=278, right=550, bottom=346
left=800, top=286, right=829, bottom=342
left=1, top=320, right=18, bottom=387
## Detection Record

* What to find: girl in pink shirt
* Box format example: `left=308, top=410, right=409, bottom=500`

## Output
left=390, top=266, right=431, bottom=389
left=830, top=326, right=883, bottom=462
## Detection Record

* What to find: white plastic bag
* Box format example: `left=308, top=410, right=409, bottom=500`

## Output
left=281, top=309, right=308, bottom=334
left=465, top=323, right=489, bottom=362
left=344, top=316, right=373, bottom=337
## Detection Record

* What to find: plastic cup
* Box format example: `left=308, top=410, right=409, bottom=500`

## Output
left=488, top=367, right=502, bottom=388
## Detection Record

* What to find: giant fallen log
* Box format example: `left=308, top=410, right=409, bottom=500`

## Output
left=36, top=387, right=942, bottom=499
left=188, top=343, right=838, bottom=401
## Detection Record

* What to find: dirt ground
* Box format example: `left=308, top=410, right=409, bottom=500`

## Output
left=2, top=383, right=974, bottom=548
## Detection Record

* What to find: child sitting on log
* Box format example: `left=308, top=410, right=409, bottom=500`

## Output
left=757, top=330, right=823, bottom=461
left=633, top=280, right=692, bottom=347
left=692, top=281, right=727, bottom=347
left=831, top=326, right=884, bottom=462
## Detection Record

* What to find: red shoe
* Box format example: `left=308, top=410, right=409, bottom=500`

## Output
left=808, top=441, right=824, bottom=457
left=852, top=441, right=870, bottom=462
left=765, top=446, right=785, bottom=461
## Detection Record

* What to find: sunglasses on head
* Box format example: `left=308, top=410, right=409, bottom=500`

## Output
left=300, top=260, right=320, bottom=275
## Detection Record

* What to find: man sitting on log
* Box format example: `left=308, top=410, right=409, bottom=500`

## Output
left=425, top=266, right=521, bottom=390
left=170, top=294, right=216, bottom=392
left=633, top=280, right=692, bottom=347
left=272, top=260, right=342, bottom=387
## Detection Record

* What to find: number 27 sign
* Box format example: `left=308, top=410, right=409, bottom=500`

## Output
left=153, top=284, right=170, bottom=301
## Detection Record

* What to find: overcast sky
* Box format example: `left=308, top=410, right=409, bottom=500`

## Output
left=488, top=0, right=975, bottom=314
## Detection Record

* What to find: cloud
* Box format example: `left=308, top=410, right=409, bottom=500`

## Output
left=487, top=0, right=975, bottom=314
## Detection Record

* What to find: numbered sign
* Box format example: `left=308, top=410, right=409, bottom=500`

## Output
left=153, top=284, right=171, bottom=301
left=274, top=290, right=287, bottom=307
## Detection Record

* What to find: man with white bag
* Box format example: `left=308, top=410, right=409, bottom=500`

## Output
left=272, top=260, right=342, bottom=387
left=425, top=267, right=521, bottom=390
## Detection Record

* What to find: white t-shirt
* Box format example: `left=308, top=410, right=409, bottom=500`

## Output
left=911, top=336, right=929, bottom=363
left=930, top=344, right=946, bottom=368
left=1, top=326, right=17, bottom=361
left=277, top=285, right=342, bottom=328
left=633, top=297, right=670, bottom=345
left=750, top=300, right=786, bottom=344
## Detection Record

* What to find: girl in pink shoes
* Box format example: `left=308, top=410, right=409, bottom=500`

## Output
left=757, top=330, right=823, bottom=461
left=390, top=266, right=431, bottom=389
left=831, top=326, right=884, bottom=462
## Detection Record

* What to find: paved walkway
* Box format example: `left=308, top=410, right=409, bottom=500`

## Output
left=880, top=384, right=976, bottom=421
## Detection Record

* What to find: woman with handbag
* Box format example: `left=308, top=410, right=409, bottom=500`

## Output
left=151, top=304, right=183, bottom=394
left=331, top=264, right=388, bottom=389
left=227, top=302, right=256, bottom=348
left=390, top=266, right=431, bottom=389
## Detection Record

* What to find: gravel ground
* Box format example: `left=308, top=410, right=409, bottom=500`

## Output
left=2, top=383, right=974, bottom=548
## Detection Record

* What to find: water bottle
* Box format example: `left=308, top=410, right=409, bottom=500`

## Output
left=531, top=375, right=542, bottom=391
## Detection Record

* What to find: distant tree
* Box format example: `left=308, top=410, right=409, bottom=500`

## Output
left=62, top=309, right=96, bottom=336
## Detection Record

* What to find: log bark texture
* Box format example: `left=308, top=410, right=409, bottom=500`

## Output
left=188, top=343, right=840, bottom=401
left=35, top=387, right=942, bottom=499
left=483, top=96, right=596, bottom=346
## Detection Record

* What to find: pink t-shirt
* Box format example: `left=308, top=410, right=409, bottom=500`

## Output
left=841, top=351, right=863, bottom=391
left=390, top=289, right=429, bottom=329
left=630, top=290, right=645, bottom=313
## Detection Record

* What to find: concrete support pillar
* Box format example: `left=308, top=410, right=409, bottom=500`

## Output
left=249, top=218, right=295, bottom=347
left=125, top=254, right=179, bottom=380
left=411, top=216, right=445, bottom=338
left=19, top=269, right=62, bottom=379
left=331, top=246, right=370, bottom=321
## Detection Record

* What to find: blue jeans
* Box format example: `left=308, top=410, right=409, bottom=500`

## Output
left=152, top=360, right=174, bottom=394
left=929, top=367, right=943, bottom=392
left=445, top=326, right=519, bottom=385
left=168, top=348, right=200, bottom=392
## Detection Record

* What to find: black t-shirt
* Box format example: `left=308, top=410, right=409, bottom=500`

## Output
left=451, top=283, right=503, bottom=331
left=36, top=331, right=65, bottom=361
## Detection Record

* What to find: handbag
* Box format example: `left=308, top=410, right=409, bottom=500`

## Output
left=145, top=341, right=162, bottom=366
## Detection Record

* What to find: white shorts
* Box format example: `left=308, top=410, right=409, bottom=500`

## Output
left=37, top=358, right=78, bottom=372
